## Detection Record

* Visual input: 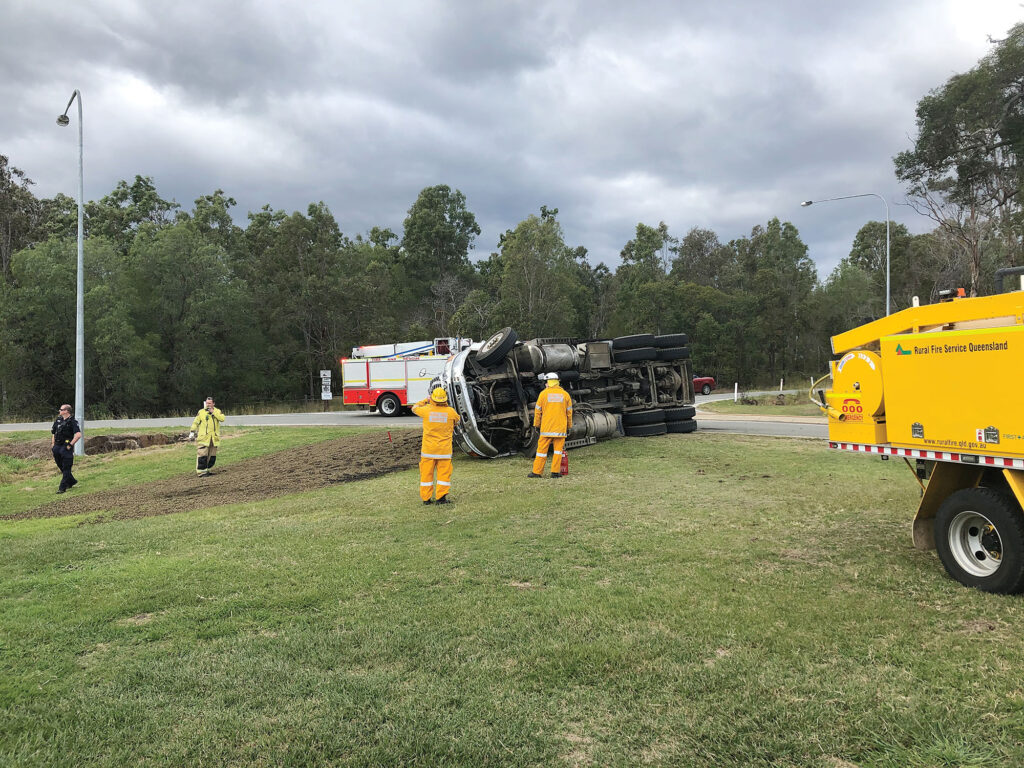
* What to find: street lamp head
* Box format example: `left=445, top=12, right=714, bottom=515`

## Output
left=800, top=200, right=813, bottom=207
left=56, top=114, right=70, bottom=127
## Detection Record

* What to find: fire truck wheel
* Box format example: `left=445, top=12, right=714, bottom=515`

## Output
left=935, top=487, right=1024, bottom=594
left=663, top=406, right=696, bottom=421
left=612, top=334, right=656, bottom=350
left=613, top=347, right=658, bottom=363
left=622, top=408, right=665, bottom=426
left=377, top=393, right=402, bottom=417
left=476, top=327, right=518, bottom=367
left=666, top=418, right=697, bottom=433
left=701, top=384, right=713, bottom=395
left=624, top=421, right=667, bottom=437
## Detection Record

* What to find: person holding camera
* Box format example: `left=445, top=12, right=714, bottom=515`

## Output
left=189, top=396, right=225, bottom=476
left=51, top=403, right=82, bottom=494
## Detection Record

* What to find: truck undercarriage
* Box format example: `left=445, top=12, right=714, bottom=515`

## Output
left=436, top=328, right=696, bottom=458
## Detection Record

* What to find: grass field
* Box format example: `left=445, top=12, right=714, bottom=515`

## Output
left=3, top=428, right=1024, bottom=767
left=700, top=393, right=825, bottom=418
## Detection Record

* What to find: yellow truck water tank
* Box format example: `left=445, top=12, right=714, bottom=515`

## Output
left=880, top=325, right=1024, bottom=456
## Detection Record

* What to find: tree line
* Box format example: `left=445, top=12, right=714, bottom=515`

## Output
left=0, top=23, right=1020, bottom=420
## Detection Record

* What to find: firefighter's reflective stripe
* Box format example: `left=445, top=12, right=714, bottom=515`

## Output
left=420, top=481, right=433, bottom=486
left=422, top=452, right=452, bottom=459
left=540, top=431, right=566, bottom=437
left=535, top=452, right=546, bottom=458
left=437, top=480, right=451, bottom=486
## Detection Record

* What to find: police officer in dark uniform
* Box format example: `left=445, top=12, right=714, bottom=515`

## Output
left=51, top=404, right=82, bottom=494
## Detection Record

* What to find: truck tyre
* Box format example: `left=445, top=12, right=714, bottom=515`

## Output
left=667, top=418, right=697, bottom=433
left=613, top=347, right=658, bottom=363
left=622, top=408, right=665, bottom=426
left=476, top=327, right=518, bottom=367
left=624, top=422, right=667, bottom=437
left=664, top=406, right=696, bottom=421
left=377, top=393, right=402, bottom=417
left=701, top=383, right=713, bottom=395
left=612, top=334, right=656, bottom=350
left=935, top=487, right=1024, bottom=594
left=653, top=333, right=689, bottom=348
left=656, top=346, right=691, bottom=360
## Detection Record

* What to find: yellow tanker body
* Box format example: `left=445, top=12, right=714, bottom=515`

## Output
left=815, top=285, right=1024, bottom=593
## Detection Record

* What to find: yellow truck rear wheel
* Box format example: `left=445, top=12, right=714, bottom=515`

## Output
left=934, top=487, right=1024, bottom=594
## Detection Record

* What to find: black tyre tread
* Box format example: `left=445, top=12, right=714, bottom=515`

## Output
left=476, top=327, right=518, bottom=367
left=622, top=408, right=666, bottom=426
left=653, top=333, right=689, bottom=348
left=656, top=346, right=691, bottom=360
left=612, top=334, right=656, bottom=350
left=667, top=418, right=697, bottom=433
left=624, top=422, right=667, bottom=437
left=934, top=487, right=1024, bottom=594
left=664, top=406, right=696, bottom=422
left=557, top=370, right=581, bottom=381
left=614, top=347, right=658, bottom=363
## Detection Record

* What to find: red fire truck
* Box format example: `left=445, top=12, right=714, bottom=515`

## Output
left=340, top=338, right=472, bottom=416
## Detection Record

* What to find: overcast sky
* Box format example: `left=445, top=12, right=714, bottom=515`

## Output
left=3, top=0, right=1021, bottom=276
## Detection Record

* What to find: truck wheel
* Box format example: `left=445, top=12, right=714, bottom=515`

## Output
left=653, top=333, right=689, bottom=348
left=476, top=327, right=518, bottom=367
left=935, top=487, right=1024, bottom=594
left=667, top=418, right=697, bottom=433
left=377, top=393, right=402, bottom=417
left=624, top=421, right=667, bottom=437
left=656, top=346, right=691, bottom=360
left=622, top=408, right=665, bottom=426
left=701, top=384, right=712, bottom=395
left=613, top=347, right=658, bottom=363
left=612, top=334, right=655, bottom=350
left=664, top=406, right=696, bottom=422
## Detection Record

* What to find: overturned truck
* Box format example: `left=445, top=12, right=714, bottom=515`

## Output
left=435, top=328, right=696, bottom=458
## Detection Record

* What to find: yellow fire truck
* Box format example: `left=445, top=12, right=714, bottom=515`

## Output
left=812, top=270, right=1024, bottom=593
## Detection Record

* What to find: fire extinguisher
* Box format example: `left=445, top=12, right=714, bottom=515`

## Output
left=560, top=451, right=569, bottom=476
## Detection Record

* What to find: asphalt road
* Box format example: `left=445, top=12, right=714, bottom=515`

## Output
left=0, top=392, right=827, bottom=440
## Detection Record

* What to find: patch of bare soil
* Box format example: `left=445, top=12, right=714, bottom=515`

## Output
left=3, top=430, right=421, bottom=523
left=1, top=433, right=187, bottom=460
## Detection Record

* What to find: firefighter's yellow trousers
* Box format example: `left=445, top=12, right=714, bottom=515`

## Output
left=532, top=436, right=565, bottom=475
left=420, top=457, right=452, bottom=501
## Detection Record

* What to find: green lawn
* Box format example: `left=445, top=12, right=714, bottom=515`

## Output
left=2, top=430, right=1023, bottom=767
left=700, top=393, right=825, bottom=418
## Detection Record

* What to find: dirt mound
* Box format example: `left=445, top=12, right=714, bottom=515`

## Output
left=1, top=433, right=187, bottom=460
left=3, top=430, right=422, bottom=523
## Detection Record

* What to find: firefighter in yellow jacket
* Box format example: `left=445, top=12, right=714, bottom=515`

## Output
left=528, top=372, right=573, bottom=478
left=412, top=387, right=461, bottom=504
left=189, top=396, right=225, bottom=476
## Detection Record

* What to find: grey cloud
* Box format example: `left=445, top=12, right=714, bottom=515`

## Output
left=2, top=0, right=1018, bottom=278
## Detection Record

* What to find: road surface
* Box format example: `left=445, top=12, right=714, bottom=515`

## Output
left=0, top=392, right=826, bottom=441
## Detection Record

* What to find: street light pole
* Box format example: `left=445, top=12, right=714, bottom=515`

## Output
left=57, top=90, right=85, bottom=456
left=801, top=193, right=890, bottom=316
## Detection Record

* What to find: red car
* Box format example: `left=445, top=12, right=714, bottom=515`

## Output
left=694, top=376, right=715, bottom=395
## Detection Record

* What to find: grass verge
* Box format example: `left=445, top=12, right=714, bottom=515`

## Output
left=700, top=393, right=825, bottom=418
left=2, top=431, right=1023, bottom=767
